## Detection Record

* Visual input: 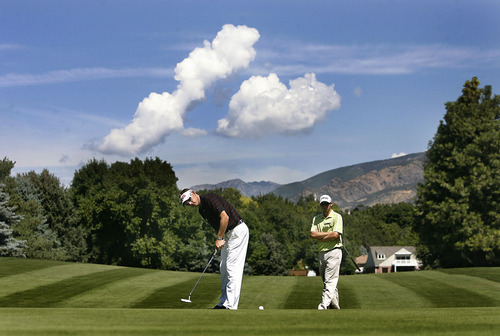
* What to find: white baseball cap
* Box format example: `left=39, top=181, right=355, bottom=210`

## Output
left=180, top=189, right=193, bottom=206
left=319, top=195, right=332, bottom=204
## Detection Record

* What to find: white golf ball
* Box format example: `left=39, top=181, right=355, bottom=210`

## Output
left=259, top=306, right=264, bottom=310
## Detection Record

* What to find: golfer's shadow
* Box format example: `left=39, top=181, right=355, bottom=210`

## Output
left=131, top=275, right=220, bottom=309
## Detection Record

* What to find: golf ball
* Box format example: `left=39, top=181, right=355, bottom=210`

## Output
left=259, top=306, right=264, bottom=310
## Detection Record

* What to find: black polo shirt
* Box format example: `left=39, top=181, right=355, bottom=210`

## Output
left=199, top=193, right=242, bottom=232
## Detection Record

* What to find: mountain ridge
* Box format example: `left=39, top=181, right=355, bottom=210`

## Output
left=191, top=152, right=426, bottom=208
left=191, top=178, right=280, bottom=197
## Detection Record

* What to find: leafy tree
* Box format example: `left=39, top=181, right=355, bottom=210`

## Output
left=0, top=184, right=26, bottom=257
left=415, top=77, right=500, bottom=268
left=22, top=170, right=86, bottom=261
left=344, top=203, right=418, bottom=249
left=167, top=203, right=215, bottom=272
left=0, top=157, right=15, bottom=180
left=10, top=175, right=65, bottom=260
left=71, top=158, right=108, bottom=197
left=247, top=193, right=311, bottom=275
left=72, top=157, right=180, bottom=269
left=248, top=232, right=289, bottom=275
left=0, top=158, right=79, bottom=260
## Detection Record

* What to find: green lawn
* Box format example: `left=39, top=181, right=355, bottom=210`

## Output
left=0, top=258, right=499, bottom=335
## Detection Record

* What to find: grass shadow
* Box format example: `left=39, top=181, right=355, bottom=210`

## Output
left=438, top=268, right=500, bottom=283
left=0, top=258, right=65, bottom=278
left=132, top=273, right=220, bottom=309
left=383, top=272, right=497, bottom=308
left=0, top=268, right=144, bottom=307
left=283, top=276, right=322, bottom=309
left=338, top=277, right=362, bottom=309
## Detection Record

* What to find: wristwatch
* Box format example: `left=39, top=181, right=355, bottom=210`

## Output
left=217, top=237, right=225, bottom=241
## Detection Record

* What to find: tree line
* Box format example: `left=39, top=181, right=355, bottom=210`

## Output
left=0, top=156, right=418, bottom=275
left=1, top=78, right=498, bottom=272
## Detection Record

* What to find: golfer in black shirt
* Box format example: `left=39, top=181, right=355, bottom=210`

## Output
left=180, top=188, right=249, bottom=309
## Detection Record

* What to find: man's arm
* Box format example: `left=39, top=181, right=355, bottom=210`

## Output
left=311, top=230, right=340, bottom=242
left=215, top=210, right=229, bottom=250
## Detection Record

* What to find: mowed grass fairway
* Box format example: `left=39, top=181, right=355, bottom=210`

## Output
left=0, top=258, right=499, bottom=335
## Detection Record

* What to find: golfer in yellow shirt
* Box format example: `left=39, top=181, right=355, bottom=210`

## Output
left=310, top=194, right=343, bottom=309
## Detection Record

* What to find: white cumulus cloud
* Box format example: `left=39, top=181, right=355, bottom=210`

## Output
left=216, top=73, right=340, bottom=138
left=95, top=24, right=342, bottom=155
left=96, top=24, right=260, bottom=155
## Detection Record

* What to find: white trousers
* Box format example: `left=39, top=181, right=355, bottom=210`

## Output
left=219, top=222, right=249, bottom=310
left=318, top=248, right=342, bottom=309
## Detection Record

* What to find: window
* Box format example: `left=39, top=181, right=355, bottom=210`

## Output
left=377, top=252, right=385, bottom=260
left=396, top=255, right=411, bottom=264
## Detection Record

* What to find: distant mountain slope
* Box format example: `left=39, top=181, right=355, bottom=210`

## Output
left=272, top=152, right=425, bottom=208
left=190, top=153, right=426, bottom=209
left=191, top=178, right=281, bottom=197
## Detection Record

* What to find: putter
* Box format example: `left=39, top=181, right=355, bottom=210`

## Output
left=343, top=246, right=361, bottom=272
left=181, top=249, right=218, bottom=303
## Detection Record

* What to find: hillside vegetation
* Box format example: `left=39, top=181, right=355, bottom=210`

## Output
left=191, top=153, right=426, bottom=208
left=273, top=152, right=425, bottom=208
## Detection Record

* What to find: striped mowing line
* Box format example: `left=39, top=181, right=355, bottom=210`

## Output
left=0, top=263, right=116, bottom=298
left=336, top=277, right=362, bottom=309
left=132, top=272, right=221, bottom=309
left=0, top=258, right=65, bottom=278
left=283, top=276, right=324, bottom=309
left=408, top=271, right=500, bottom=307
left=351, top=274, right=432, bottom=309
left=0, top=268, right=145, bottom=307
left=382, top=271, right=498, bottom=308
left=58, top=269, right=204, bottom=308
left=438, top=268, right=500, bottom=283
left=239, top=275, right=303, bottom=309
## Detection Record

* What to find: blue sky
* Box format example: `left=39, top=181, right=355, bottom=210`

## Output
left=1, top=0, right=499, bottom=188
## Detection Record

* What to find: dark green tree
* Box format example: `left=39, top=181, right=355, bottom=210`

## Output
left=72, top=157, right=180, bottom=269
left=247, top=193, right=311, bottom=275
left=23, top=170, right=86, bottom=261
left=167, top=203, right=215, bottom=272
left=0, top=158, right=77, bottom=260
left=10, top=175, right=65, bottom=260
left=0, top=184, right=26, bottom=257
left=345, top=203, right=418, bottom=249
left=248, top=232, right=289, bottom=275
left=415, top=77, right=500, bottom=268
left=0, top=157, right=15, bottom=180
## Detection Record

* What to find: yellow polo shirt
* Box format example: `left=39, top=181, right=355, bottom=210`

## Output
left=311, top=210, right=343, bottom=252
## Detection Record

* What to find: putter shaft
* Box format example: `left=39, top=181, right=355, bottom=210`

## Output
left=187, top=250, right=218, bottom=298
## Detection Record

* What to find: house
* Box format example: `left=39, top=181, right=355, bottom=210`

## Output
left=364, top=246, right=421, bottom=273
left=354, top=254, right=368, bottom=273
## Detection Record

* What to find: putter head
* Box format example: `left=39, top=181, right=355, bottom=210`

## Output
left=181, top=298, right=191, bottom=303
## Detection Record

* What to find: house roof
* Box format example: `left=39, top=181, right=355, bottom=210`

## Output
left=395, top=248, right=413, bottom=255
left=355, top=255, right=368, bottom=265
left=367, top=246, right=417, bottom=267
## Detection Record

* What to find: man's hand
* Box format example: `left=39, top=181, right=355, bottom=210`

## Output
left=215, top=238, right=226, bottom=251
left=215, top=211, right=229, bottom=251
